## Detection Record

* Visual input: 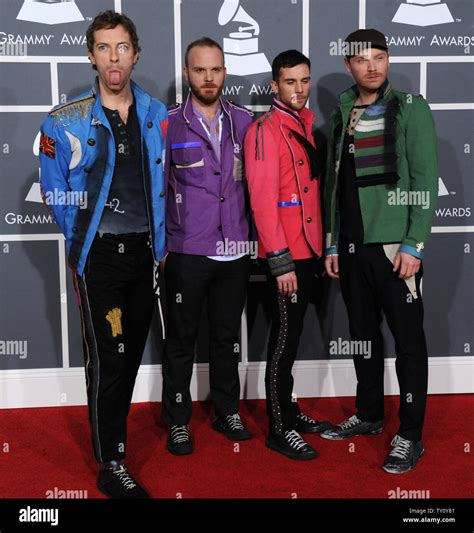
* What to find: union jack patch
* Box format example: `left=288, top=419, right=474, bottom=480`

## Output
left=39, top=132, right=56, bottom=159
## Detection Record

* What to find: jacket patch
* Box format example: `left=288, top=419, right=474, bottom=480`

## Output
left=171, top=141, right=201, bottom=150
left=64, top=130, right=82, bottom=170
left=105, top=307, right=123, bottom=338
left=39, top=132, right=56, bottom=159
left=50, top=96, right=94, bottom=127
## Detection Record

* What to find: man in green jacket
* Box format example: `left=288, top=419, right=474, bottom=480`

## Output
left=321, top=29, right=438, bottom=474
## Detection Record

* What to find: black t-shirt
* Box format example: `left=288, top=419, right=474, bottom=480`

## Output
left=337, top=105, right=367, bottom=242
left=98, top=99, right=149, bottom=235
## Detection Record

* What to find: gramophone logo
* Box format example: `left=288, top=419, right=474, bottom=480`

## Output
left=438, top=177, right=450, bottom=197
left=25, top=132, right=43, bottom=203
left=218, top=0, right=271, bottom=76
left=392, top=0, right=454, bottom=27
left=17, top=0, right=84, bottom=25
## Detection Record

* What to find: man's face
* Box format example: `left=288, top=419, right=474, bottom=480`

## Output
left=184, top=46, right=226, bottom=105
left=345, top=47, right=389, bottom=92
left=271, top=63, right=311, bottom=112
left=89, top=24, right=138, bottom=94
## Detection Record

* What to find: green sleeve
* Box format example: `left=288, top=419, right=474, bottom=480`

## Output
left=401, top=95, right=438, bottom=258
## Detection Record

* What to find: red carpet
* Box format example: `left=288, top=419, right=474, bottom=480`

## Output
left=1, top=395, right=472, bottom=499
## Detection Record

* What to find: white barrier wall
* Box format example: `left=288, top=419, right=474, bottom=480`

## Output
left=0, top=0, right=472, bottom=408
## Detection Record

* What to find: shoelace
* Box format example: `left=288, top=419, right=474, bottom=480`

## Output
left=284, top=430, right=307, bottom=451
left=338, top=415, right=361, bottom=430
left=389, top=435, right=412, bottom=459
left=298, top=413, right=317, bottom=424
left=113, top=466, right=137, bottom=490
left=170, top=425, right=190, bottom=443
left=226, top=414, right=244, bottom=431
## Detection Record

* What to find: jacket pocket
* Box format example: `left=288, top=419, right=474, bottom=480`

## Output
left=171, top=144, right=206, bottom=185
left=175, top=159, right=204, bottom=169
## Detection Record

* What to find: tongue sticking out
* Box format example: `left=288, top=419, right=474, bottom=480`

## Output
left=109, top=71, right=121, bottom=85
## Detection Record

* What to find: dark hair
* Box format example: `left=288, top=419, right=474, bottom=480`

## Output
left=184, top=36, right=224, bottom=67
left=86, top=10, right=141, bottom=69
left=272, top=50, right=311, bottom=81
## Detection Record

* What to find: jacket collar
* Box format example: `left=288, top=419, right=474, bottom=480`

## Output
left=339, top=79, right=393, bottom=112
left=272, top=98, right=314, bottom=134
left=90, top=77, right=151, bottom=126
left=181, top=91, right=242, bottom=154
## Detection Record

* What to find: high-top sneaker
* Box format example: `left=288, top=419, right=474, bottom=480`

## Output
left=267, top=430, right=318, bottom=460
left=167, top=424, right=193, bottom=455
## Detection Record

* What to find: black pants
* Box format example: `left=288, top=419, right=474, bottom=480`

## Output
left=262, top=258, right=316, bottom=435
left=338, top=240, right=428, bottom=442
left=162, top=253, right=251, bottom=425
left=74, top=232, right=154, bottom=464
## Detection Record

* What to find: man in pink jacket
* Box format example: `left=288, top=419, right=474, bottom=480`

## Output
left=245, top=50, right=331, bottom=460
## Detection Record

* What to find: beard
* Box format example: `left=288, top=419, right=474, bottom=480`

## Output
left=189, top=79, right=224, bottom=105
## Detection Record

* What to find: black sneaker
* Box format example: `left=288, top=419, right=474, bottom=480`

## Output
left=267, top=430, right=318, bottom=460
left=295, top=412, right=332, bottom=434
left=383, top=435, right=424, bottom=474
left=320, top=414, right=383, bottom=440
left=167, top=424, right=193, bottom=455
left=97, top=464, right=149, bottom=499
left=212, top=413, right=253, bottom=441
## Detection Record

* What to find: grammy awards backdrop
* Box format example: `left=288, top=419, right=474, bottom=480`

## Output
left=0, top=0, right=473, bottom=408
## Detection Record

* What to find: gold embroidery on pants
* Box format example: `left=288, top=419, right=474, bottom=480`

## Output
left=106, top=307, right=123, bottom=337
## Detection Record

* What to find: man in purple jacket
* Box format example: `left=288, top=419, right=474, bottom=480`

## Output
left=162, top=37, right=254, bottom=455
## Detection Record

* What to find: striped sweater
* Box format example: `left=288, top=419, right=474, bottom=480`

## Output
left=334, top=80, right=399, bottom=187
left=324, top=80, right=439, bottom=259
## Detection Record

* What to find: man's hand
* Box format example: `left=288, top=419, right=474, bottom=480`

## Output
left=160, top=253, right=168, bottom=270
left=276, top=271, right=298, bottom=296
left=325, top=255, right=339, bottom=279
left=393, top=252, right=421, bottom=279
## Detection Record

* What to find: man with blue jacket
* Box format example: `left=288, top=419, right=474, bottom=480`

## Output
left=39, top=11, right=167, bottom=498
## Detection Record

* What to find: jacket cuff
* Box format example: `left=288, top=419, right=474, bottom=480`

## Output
left=399, top=243, right=424, bottom=259
left=325, top=246, right=338, bottom=257
left=266, top=248, right=295, bottom=277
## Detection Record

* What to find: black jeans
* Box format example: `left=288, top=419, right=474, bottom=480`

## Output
left=74, top=232, right=154, bottom=464
left=338, top=240, right=428, bottom=442
left=162, top=253, right=251, bottom=425
left=262, top=258, right=316, bottom=435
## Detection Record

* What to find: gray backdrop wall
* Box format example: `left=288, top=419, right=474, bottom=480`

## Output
left=0, top=0, right=473, bottom=408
